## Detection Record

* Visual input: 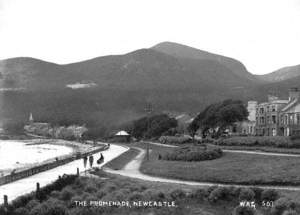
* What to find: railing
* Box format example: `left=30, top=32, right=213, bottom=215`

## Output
left=0, top=143, right=110, bottom=186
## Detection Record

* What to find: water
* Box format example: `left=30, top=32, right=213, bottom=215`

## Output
left=0, top=140, right=73, bottom=175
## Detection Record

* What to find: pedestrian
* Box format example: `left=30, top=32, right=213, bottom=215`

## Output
left=83, top=156, right=88, bottom=168
left=97, top=153, right=104, bottom=164
left=89, top=155, right=94, bottom=168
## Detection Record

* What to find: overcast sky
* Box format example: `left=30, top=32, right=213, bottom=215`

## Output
left=0, top=0, right=299, bottom=75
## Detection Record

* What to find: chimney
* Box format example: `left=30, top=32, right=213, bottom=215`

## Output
left=247, top=101, right=257, bottom=121
left=288, top=87, right=300, bottom=101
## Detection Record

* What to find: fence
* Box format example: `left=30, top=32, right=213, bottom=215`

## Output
left=2, top=170, right=80, bottom=211
left=1, top=143, right=110, bottom=209
left=0, top=143, right=109, bottom=186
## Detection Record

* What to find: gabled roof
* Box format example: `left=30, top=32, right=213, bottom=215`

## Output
left=115, top=130, right=130, bottom=136
left=281, top=98, right=299, bottom=112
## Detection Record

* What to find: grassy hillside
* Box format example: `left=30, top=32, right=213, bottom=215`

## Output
left=0, top=42, right=299, bottom=134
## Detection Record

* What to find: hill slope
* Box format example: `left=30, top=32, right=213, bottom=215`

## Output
left=256, top=64, right=300, bottom=83
left=0, top=42, right=296, bottom=132
left=152, top=41, right=258, bottom=82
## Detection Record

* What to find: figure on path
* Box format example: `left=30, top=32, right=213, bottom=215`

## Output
left=97, top=153, right=104, bottom=164
left=89, top=155, right=94, bottom=168
left=83, top=156, right=88, bottom=175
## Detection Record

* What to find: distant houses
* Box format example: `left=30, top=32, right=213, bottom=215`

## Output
left=24, top=113, right=87, bottom=140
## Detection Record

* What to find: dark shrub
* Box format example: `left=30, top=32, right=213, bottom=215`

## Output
left=261, top=189, right=279, bottom=202
left=161, top=146, right=222, bottom=162
left=14, top=207, right=30, bottom=215
left=215, top=136, right=296, bottom=148
left=208, top=187, right=230, bottom=203
left=282, top=210, right=298, bottom=215
left=239, top=188, right=255, bottom=201
left=30, top=199, right=68, bottom=215
left=84, top=185, right=97, bottom=194
left=128, top=191, right=144, bottom=201
left=25, top=199, right=40, bottom=211
left=159, top=136, right=192, bottom=144
left=10, top=193, right=34, bottom=210
left=142, top=189, right=166, bottom=201
left=233, top=206, right=256, bottom=215
left=249, top=187, right=263, bottom=202
left=271, top=198, right=296, bottom=215
left=227, top=186, right=241, bottom=199
left=170, top=189, right=186, bottom=200
left=60, top=187, right=74, bottom=201
left=191, top=188, right=209, bottom=200
left=50, top=190, right=60, bottom=199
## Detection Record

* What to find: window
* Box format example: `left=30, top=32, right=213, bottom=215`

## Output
left=260, top=108, right=264, bottom=114
left=267, top=106, right=270, bottom=112
left=267, top=116, right=270, bottom=124
left=297, top=114, right=300, bottom=125
left=290, top=115, right=294, bottom=124
left=272, top=115, right=276, bottom=124
left=272, top=105, right=276, bottom=112
left=285, top=115, right=288, bottom=125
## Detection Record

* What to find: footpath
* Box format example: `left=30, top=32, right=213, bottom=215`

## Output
left=104, top=145, right=300, bottom=191
left=0, top=144, right=129, bottom=204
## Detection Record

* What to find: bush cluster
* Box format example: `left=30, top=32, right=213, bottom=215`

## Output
left=159, top=136, right=192, bottom=144
left=160, top=146, right=223, bottom=162
left=190, top=186, right=279, bottom=204
left=215, top=136, right=299, bottom=148
left=0, top=174, right=292, bottom=215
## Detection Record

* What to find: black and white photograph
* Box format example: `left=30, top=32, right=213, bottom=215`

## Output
left=1, top=0, right=300, bottom=214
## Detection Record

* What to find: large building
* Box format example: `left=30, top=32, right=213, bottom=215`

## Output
left=255, top=88, right=300, bottom=136
left=278, top=88, right=300, bottom=136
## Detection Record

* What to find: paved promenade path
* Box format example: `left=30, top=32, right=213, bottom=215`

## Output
left=0, top=144, right=129, bottom=204
left=104, top=146, right=300, bottom=191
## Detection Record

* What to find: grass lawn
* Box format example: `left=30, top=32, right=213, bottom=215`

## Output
left=104, top=147, right=139, bottom=170
left=209, top=144, right=300, bottom=154
left=132, top=143, right=300, bottom=186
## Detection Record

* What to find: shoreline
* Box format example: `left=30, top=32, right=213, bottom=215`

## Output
left=0, top=138, right=104, bottom=177
left=0, top=139, right=108, bottom=186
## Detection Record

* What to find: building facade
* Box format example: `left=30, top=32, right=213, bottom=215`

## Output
left=255, top=88, right=300, bottom=136
left=278, top=88, right=300, bottom=136
left=255, top=96, right=289, bottom=136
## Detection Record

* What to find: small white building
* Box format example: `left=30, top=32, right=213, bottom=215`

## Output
left=115, top=130, right=130, bottom=142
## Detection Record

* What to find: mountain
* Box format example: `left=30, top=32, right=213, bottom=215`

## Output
left=256, top=64, right=300, bottom=83
left=152, top=42, right=258, bottom=82
left=0, top=41, right=297, bottom=133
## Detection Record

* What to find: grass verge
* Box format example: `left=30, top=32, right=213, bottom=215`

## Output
left=132, top=142, right=300, bottom=186
left=104, top=146, right=139, bottom=170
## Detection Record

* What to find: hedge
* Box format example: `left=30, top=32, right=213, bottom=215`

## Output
left=159, top=136, right=192, bottom=144
left=215, top=136, right=300, bottom=148
left=160, top=146, right=223, bottom=162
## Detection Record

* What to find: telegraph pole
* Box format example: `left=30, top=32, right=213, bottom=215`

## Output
left=144, top=102, right=153, bottom=161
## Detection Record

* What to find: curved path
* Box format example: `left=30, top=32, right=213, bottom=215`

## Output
left=146, top=141, right=300, bottom=157
left=0, top=144, right=129, bottom=204
left=104, top=146, right=300, bottom=191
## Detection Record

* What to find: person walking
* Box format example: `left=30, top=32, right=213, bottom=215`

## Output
left=89, top=155, right=94, bottom=169
left=83, top=156, right=88, bottom=175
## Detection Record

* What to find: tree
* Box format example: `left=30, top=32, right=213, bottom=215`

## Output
left=188, top=99, right=248, bottom=138
left=130, top=114, right=177, bottom=139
